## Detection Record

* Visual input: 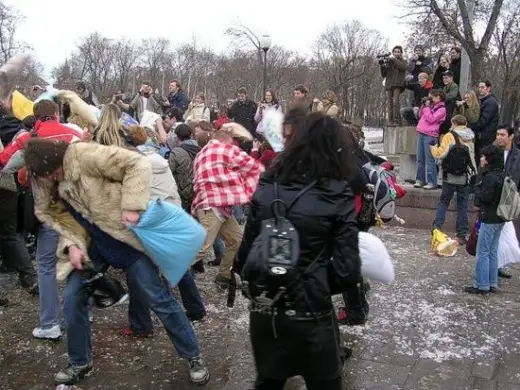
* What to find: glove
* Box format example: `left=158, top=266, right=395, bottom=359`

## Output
left=429, top=139, right=437, bottom=146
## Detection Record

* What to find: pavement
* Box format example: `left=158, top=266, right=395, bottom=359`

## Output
left=0, top=227, right=519, bottom=389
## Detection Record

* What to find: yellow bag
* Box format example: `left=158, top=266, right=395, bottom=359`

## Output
left=431, top=228, right=458, bottom=257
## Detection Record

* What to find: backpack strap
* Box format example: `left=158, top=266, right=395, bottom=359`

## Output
left=451, top=131, right=461, bottom=145
left=272, top=180, right=317, bottom=217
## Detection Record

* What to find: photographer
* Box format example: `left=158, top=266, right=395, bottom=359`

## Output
left=401, top=72, right=433, bottom=125
left=379, top=46, right=407, bottom=126
left=111, top=90, right=134, bottom=117
left=406, top=45, right=434, bottom=82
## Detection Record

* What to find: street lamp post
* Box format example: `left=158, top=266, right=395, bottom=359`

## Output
left=259, top=34, right=272, bottom=96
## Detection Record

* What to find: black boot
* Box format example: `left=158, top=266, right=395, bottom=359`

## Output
left=191, top=261, right=205, bottom=274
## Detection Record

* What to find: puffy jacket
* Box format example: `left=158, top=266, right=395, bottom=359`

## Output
left=0, top=119, right=84, bottom=167
left=184, top=103, right=210, bottom=123
left=234, top=177, right=362, bottom=313
left=417, top=102, right=446, bottom=137
left=471, top=95, right=499, bottom=144
left=475, top=167, right=505, bottom=224
left=453, top=102, right=480, bottom=126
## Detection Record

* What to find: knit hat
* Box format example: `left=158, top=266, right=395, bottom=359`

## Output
left=24, top=138, right=70, bottom=178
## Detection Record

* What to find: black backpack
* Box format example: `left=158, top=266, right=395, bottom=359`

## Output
left=240, top=181, right=324, bottom=308
left=441, top=132, right=475, bottom=178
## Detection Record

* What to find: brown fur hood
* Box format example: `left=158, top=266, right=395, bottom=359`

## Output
left=33, top=142, right=152, bottom=279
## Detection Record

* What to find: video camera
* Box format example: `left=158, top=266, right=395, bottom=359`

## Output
left=377, top=52, right=391, bottom=67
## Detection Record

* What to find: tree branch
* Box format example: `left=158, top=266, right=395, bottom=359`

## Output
left=480, top=0, right=505, bottom=50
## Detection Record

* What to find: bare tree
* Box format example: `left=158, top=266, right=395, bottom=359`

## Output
left=0, top=2, right=26, bottom=63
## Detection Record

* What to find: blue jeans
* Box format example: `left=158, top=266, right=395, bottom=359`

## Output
left=36, top=224, right=60, bottom=329
left=64, top=254, right=201, bottom=365
left=432, top=183, right=470, bottom=237
left=416, top=133, right=438, bottom=185
left=213, top=236, right=225, bottom=259
left=474, top=222, right=504, bottom=291
left=128, top=270, right=206, bottom=333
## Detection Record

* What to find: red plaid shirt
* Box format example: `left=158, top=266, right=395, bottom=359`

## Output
left=192, top=140, right=264, bottom=213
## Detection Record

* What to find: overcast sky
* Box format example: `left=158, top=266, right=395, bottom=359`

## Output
left=9, top=0, right=407, bottom=79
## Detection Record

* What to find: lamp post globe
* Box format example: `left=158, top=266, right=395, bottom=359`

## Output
left=260, top=34, right=271, bottom=95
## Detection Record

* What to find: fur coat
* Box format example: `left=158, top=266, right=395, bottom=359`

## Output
left=32, top=142, right=151, bottom=279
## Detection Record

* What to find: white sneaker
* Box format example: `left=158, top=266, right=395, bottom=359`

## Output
left=32, top=324, right=62, bottom=340
left=188, top=356, right=210, bottom=385
left=413, top=181, right=423, bottom=188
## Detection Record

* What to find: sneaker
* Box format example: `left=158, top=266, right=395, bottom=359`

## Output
left=423, top=184, right=436, bottom=190
left=55, top=362, right=93, bottom=385
left=413, top=181, right=424, bottom=188
left=188, top=356, right=210, bottom=385
left=498, top=269, right=512, bottom=279
left=119, top=325, right=153, bottom=338
left=464, top=286, right=489, bottom=295
left=186, top=311, right=206, bottom=322
left=214, top=275, right=231, bottom=290
left=33, top=324, right=62, bottom=341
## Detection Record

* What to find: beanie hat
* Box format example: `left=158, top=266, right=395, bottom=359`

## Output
left=24, top=138, right=69, bottom=178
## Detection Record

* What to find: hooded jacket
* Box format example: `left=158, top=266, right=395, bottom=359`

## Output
left=430, top=126, right=476, bottom=184
left=0, top=116, right=24, bottom=147
left=31, top=142, right=151, bottom=280
left=140, top=150, right=181, bottom=206
left=475, top=166, right=505, bottom=224
left=471, top=95, right=499, bottom=144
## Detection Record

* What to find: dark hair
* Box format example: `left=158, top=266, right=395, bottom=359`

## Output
left=169, top=79, right=182, bottom=90
left=33, top=100, right=59, bottom=120
left=237, top=87, right=247, bottom=95
left=480, top=80, right=492, bottom=88
left=263, top=89, right=279, bottom=105
left=266, top=112, right=361, bottom=183
left=196, top=120, right=213, bottom=132
left=481, top=144, right=504, bottom=170
left=451, top=114, right=468, bottom=127
left=450, top=46, right=461, bottom=54
left=22, top=115, right=36, bottom=130
left=293, top=84, right=308, bottom=94
left=142, top=81, right=152, bottom=87
left=392, top=46, right=403, bottom=53
left=174, top=124, right=193, bottom=141
left=25, top=139, right=70, bottom=177
left=166, top=107, right=184, bottom=122
left=497, top=124, right=515, bottom=136
left=429, top=89, right=446, bottom=101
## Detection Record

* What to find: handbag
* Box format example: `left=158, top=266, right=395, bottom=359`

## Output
left=466, top=220, right=480, bottom=256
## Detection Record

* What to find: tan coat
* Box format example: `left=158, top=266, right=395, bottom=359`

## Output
left=33, top=142, right=151, bottom=279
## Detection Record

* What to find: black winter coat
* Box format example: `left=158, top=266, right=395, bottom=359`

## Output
left=474, top=167, right=505, bottom=224
left=228, top=99, right=257, bottom=135
left=0, top=116, right=24, bottom=147
left=505, top=146, right=520, bottom=190
left=471, top=95, right=499, bottom=145
left=235, top=177, right=361, bottom=380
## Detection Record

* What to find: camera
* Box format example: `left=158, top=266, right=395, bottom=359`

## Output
left=377, top=52, right=391, bottom=67
left=114, top=94, right=123, bottom=101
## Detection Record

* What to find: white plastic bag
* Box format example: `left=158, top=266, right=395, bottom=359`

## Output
left=498, top=221, right=520, bottom=269
left=359, top=231, right=395, bottom=284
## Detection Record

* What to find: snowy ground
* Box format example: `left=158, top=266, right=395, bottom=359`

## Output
left=1, top=227, right=519, bottom=389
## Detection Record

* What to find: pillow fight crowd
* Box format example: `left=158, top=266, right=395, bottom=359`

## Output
left=0, top=47, right=517, bottom=390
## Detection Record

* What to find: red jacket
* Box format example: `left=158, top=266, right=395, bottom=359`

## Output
left=213, top=115, right=230, bottom=130
left=0, top=119, right=84, bottom=166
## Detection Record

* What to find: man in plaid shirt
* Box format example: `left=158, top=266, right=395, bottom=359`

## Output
left=192, top=128, right=264, bottom=288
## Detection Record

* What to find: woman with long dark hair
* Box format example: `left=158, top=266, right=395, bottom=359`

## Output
left=235, top=112, right=362, bottom=390
left=254, top=89, right=283, bottom=134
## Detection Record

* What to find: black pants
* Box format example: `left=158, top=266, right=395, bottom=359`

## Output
left=0, top=189, right=35, bottom=277
left=255, top=375, right=342, bottom=390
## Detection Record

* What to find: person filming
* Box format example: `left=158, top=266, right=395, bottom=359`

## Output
left=379, top=46, right=407, bottom=126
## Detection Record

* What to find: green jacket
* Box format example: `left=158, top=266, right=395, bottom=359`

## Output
left=454, top=102, right=480, bottom=125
